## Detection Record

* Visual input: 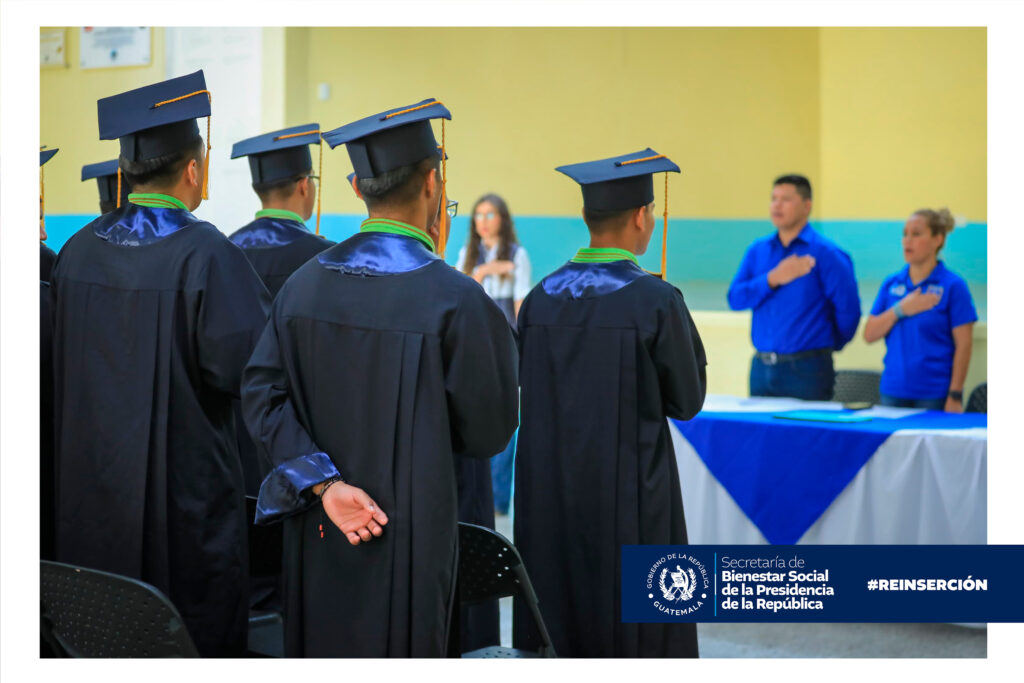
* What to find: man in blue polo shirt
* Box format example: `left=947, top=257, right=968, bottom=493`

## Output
left=727, top=174, right=861, bottom=400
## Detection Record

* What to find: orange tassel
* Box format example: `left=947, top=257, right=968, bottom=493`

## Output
left=116, top=167, right=122, bottom=209
left=316, top=133, right=323, bottom=236
left=40, top=164, right=45, bottom=234
left=273, top=129, right=325, bottom=236
left=437, top=119, right=447, bottom=257
left=383, top=99, right=444, bottom=120
left=618, top=153, right=666, bottom=167
left=661, top=172, right=669, bottom=280
left=153, top=90, right=212, bottom=199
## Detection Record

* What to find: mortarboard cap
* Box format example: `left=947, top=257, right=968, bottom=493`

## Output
left=82, top=159, right=129, bottom=205
left=231, top=123, right=320, bottom=185
left=346, top=145, right=447, bottom=186
left=556, top=148, right=680, bottom=212
left=40, top=148, right=59, bottom=166
left=97, top=70, right=210, bottom=163
left=323, top=98, right=450, bottom=180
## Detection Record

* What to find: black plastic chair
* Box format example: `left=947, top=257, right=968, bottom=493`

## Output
left=40, top=560, right=199, bottom=657
left=457, top=522, right=556, bottom=658
left=965, top=382, right=987, bottom=413
left=832, top=369, right=882, bottom=405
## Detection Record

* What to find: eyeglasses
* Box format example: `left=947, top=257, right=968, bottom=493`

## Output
left=446, top=199, right=459, bottom=219
left=474, top=211, right=496, bottom=221
left=306, top=175, right=319, bottom=187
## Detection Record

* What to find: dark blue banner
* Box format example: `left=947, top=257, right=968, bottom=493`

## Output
left=621, top=545, right=1024, bottom=623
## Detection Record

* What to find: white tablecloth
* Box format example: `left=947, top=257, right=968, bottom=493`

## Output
left=672, top=395, right=987, bottom=545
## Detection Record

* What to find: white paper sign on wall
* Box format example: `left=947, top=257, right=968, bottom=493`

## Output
left=40, top=29, right=66, bottom=67
left=80, top=27, right=151, bottom=69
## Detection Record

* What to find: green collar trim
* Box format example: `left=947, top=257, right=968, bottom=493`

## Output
left=570, top=247, right=639, bottom=266
left=359, top=218, right=435, bottom=252
left=256, top=208, right=305, bottom=224
left=128, top=193, right=189, bottom=211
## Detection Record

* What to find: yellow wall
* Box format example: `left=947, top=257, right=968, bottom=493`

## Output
left=295, top=27, right=822, bottom=218
left=818, top=28, right=987, bottom=221
left=42, top=27, right=986, bottom=223
left=40, top=28, right=167, bottom=214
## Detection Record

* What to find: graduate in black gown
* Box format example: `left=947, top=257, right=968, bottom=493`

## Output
left=346, top=167, right=500, bottom=654
left=81, top=158, right=131, bottom=215
left=229, top=124, right=336, bottom=299
left=40, top=148, right=58, bottom=560
left=229, top=125, right=337, bottom=617
left=50, top=71, right=271, bottom=657
left=512, top=149, right=707, bottom=658
left=40, top=148, right=59, bottom=282
left=242, top=98, right=518, bottom=657
left=229, top=125, right=336, bottom=498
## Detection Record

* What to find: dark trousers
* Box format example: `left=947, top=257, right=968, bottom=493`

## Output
left=879, top=394, right=947, bottom=411
left=491, top=430, right=517, bottom=515
left=749, top=352, right=835, bottom=401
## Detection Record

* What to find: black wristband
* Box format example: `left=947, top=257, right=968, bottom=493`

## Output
left=318, top=476, right=345, bottom=500
left=948, top=391, right=963, bottom=402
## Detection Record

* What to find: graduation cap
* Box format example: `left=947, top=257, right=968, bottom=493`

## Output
left=97, top=70, right=213, bottom=205
left=326, top=99, right=451, bottom=253
left=82, top=159, right=130, bottom=208
left=40, top=147, right=58, bottom=235
left=556, top=148, right=681, bottom=279
left=232, top=123, right=325, bottom=234
left=345, top=146, right=447, bottom=186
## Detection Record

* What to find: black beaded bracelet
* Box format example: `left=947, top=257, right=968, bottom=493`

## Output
left=319, top=476, right=345, bottom=500
left=318, top=476, right=345, bottom=540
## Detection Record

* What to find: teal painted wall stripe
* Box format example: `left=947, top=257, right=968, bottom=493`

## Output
left=41, top=214, right=988, bottom=320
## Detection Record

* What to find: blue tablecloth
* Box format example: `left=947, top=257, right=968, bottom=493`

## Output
left=672, top=410, right=987, bottom=545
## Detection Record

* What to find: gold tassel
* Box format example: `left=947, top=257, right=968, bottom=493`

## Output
left=152, top=90, right=212, bottom=199
left=437, top=119, right=447, bottom=257
left=661, top=172, right=669, bottom=281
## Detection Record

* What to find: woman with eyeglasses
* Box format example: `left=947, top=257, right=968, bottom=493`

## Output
left=456, top=194, right=531, bottom=518
left=458, top=194, right=532, bottom=324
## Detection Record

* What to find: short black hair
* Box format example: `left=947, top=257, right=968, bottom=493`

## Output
left=356, top=156, right=439, bottom=211
left=119, top=136, right=204, bottom=189
left=253, top=173, right=307, bottom=204
left=773, top=174, right=812, bottom=201
left=583, top=204, right=647, bottom=235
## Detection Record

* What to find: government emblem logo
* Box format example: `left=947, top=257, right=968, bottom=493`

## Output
left=660, top=564, right=697, bottom=602
left=645, top=551, right=709, bottom=616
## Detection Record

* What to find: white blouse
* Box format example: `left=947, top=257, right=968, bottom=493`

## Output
left=456, top=243, right=532, bottom=302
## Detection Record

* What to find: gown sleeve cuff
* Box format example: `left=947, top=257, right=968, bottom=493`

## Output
left=254, top=452, right=340, bottom=525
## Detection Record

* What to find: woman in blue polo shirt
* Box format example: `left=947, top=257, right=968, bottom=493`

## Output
left=863, top=208, right=978, bottom=411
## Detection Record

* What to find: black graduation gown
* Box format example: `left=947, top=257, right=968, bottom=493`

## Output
left=228, top=217, right=337, bottom=298
left=512, top=259, right=707, bottom=658
left=228, top=217, right=336, bottom=496
left=50, top=203, right=271, bottom=657
left=41, top=243, right=57, bottom=282
left=40, top=281, right=55, bottom=561
left=242, top=230, right=518, bottom=658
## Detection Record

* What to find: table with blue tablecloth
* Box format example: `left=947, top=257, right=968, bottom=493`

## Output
left=671, top=395, right=987, bottom=545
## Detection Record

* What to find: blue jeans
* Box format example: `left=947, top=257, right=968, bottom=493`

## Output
left=749, top=352, right=835, bottom=401
left=491, top=429, right=517, bottom=514
left=879, top=394, right=947, bottom=411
